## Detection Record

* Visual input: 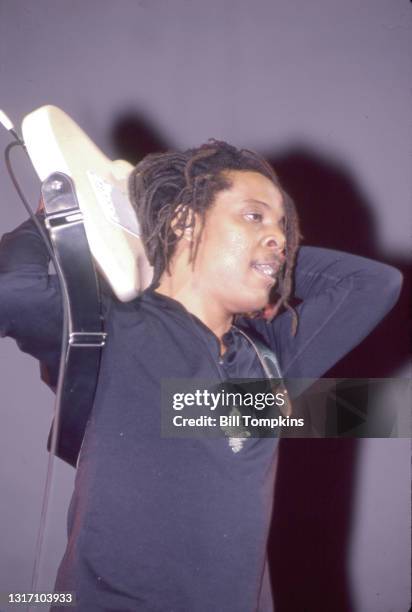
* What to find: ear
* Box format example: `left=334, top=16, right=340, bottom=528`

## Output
left=171, top=205, right=197, bottom=242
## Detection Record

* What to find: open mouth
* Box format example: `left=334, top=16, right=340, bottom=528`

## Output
left=251, top=262, right=280, bottom=284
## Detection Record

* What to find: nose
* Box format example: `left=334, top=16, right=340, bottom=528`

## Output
left=262, top=228, right=286, bottom=254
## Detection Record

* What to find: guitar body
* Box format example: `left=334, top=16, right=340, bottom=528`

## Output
left=22, top=105, right=153, bottom=301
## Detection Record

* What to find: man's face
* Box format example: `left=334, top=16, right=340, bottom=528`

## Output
left=191, top=170, right=286, bottom=315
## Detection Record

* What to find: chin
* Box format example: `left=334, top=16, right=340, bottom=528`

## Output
left=231, top=292, right=270, bottom=316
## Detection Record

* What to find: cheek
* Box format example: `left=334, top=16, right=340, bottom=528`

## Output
left=202, top=228, right=251, bottom=278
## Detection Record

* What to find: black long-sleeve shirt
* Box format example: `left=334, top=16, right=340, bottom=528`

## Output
left=0, top=217, right=402, bottom=612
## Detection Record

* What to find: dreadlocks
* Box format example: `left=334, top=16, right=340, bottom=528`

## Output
left=128, top=139, right=301, bottom=332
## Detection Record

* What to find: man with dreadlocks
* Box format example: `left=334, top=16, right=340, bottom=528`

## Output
left=0, top=140, right=402, bottom=611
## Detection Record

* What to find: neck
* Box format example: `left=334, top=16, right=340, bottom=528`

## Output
left=155, top=272, right=233, bottom=350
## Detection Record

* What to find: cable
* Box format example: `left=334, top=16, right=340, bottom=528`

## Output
left=0, top=110, right=23, bottom=145
left=4, top=141, right=71, bottom=609
left=5, top=142, right=56, bottom=260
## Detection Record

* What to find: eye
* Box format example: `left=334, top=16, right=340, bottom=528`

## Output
left=244, top=212, right=263, bottom=223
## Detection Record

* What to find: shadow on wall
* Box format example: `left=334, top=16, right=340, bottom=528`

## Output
left=266, top=148, right=410, bottom=612
left=270, top=438, right=359, bottom=612
left=110, top=110, right=171, bottom=164
left=110, top=118, right=409, bottom=612
left=269, top=148, right=410, bottom=379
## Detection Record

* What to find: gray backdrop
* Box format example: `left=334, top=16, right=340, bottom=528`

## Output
left=0, top=1, right=410, bottom=611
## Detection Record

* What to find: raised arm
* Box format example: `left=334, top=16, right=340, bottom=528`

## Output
left=0, top=215, right=63, bottom=388
left=246, top=246, right=402, bottom=379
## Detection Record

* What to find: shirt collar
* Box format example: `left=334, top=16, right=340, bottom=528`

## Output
left=140, top=288, right=240, bottom=359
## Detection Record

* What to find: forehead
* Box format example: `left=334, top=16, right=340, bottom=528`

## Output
left=218, top=170, right=284, bottom=212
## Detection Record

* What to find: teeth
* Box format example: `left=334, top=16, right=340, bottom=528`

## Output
left=253, top=263, right=276, bottom=278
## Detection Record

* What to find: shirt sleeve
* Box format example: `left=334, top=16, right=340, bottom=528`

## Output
left=244, top=246, right=403, bottom=380
left=0, top=215, right=63, bottom=388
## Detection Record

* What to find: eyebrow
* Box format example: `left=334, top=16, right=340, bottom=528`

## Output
left=243, top=198, right=285, bottom=214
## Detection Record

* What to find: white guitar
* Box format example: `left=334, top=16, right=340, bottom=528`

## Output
left=21, top=104, right=153, bottom=301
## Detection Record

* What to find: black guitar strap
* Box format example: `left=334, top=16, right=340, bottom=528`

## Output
left=233, top=326, right=292, bottom=417
left=41, top=172, right=106, bottom=467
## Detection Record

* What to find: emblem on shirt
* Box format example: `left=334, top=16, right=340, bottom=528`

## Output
left=220, top=406, right=251, bottom=453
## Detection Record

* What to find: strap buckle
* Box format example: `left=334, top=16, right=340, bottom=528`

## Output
left=69, top=332, right=107, bottom=348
